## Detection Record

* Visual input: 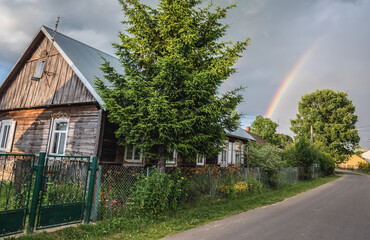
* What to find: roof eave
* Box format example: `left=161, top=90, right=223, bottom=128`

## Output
left=0, top=26, right=45, bottom=95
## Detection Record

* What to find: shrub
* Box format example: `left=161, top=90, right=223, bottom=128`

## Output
left=247, top=143, right=285, bottom=188
left=358, top=162, right=370, bottom=173
left=318, top=152, right=335, bottom=176
left=247, top=176, right=263, bottom=194
left=127, top=167, right=187, bottom=216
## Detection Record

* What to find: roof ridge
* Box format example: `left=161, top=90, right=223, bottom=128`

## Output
left=42, top=25, right=119, bottom=60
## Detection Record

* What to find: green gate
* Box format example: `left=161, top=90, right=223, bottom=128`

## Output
left=0, top=153, right=36, bottom=236
left=32, top=154, right=96, bottom=230
left=0, top=152, right=97, bottom=236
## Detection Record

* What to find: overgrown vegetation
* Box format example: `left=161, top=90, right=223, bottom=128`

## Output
left=247, top=143, right=286, bottom=188
left=13, top=176, right=339, bottom=240
left=283, top=137, right=335, bottom=180
left=358, top=162, right=370, bottom=174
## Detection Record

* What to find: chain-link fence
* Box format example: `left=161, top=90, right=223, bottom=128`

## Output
left=93, top=164, right=302, bottom=221
left=94, top=164, right=147, bottom=220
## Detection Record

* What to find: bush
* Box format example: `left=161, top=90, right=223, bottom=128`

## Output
left=127, top=167, right=187, bottom=216
left=247, top=176, right=263, bottom=194
left=318, top=152, right=335, bottom=176
left=358, top=162, right=370, bottom=173
left=247, top=143, right=285, bottom=188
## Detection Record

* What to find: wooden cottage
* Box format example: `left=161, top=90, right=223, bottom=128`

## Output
left=0, top=26, right=255, bottom=166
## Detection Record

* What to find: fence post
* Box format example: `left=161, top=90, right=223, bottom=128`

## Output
left=245, top=168, right=248, bottom=182
left=28, top=152, right=46, bottom=233
left=92, top=165, right=102, bottom=222
left=209, top=168, right=212, bottom=201
left=85, top=156, right=98, bottom=223
left=147, top=166, right=150, bottom=177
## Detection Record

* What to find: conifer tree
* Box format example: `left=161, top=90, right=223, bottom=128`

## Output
left=96, top=0, right=250, bottom=172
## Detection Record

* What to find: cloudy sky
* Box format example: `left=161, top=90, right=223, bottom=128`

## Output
left=1, top=0, right=369, bottom=148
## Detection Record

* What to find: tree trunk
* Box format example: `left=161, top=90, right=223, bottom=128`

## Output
left=157, top=145, right=166, bottom=173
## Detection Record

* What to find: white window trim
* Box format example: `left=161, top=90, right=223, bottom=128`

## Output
left=166, top=150, right=178, bottom=166
left=124, top=145, right=143, bottom=164
left=235, top=142, right=244, bottom=165
left=218, top=141, right=228, bottom=166
left=0, top=119, right=16, bottom=152
left=49, top=118, right=69, bottom=155
left=196, top=155, right=205, bottom=166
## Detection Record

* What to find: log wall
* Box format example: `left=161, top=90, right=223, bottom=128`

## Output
left=0, top=104, right=100, bottom=156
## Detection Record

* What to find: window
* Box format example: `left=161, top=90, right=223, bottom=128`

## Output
left=124, top=145, right=143, bottom=163
left=196, top=155, right=205, bottom=166
left=218, top=141, right=244, bottom=166
left=235, top=142, right=244, bottom=165
left=166, top=150, right=178, bottom=166
left=0, top=120, right=16, bottom=152
left=218, top=142, right=228, bottom=166
left=49, top=119, right=69, bottom=155
left=34, top=61, right=45, bottom=78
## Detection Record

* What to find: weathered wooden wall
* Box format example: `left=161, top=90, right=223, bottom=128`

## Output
left=0, top=36, right=95, bottom=110
left=0, top=104, right=100, bottom=156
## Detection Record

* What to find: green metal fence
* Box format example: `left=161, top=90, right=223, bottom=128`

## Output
left=0, top=153, right=36, bottom=236
left=0, top=152, right=98, bottom=237
left=34, top=155, right=94, bottom=230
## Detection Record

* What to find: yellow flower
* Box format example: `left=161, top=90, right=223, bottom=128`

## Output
left=145, top=178, right=148, bottom=180
left=177, top=180, right=180, bottom=182
left=181, top=177, right=184, bottom=180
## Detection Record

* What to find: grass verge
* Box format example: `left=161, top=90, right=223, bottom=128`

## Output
left=11, top=176, right=339, bottom=240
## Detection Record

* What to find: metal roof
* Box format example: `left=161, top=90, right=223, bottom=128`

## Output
left=42, top=26, right=122, bottom=105
left=226, top=128, right=256, bottom=141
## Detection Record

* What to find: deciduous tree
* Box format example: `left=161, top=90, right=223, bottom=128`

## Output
left=290, top=89, right=360, bottom=162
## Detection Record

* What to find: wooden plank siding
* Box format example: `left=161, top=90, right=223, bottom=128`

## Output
left=0, top=36, right=95, bottom=111
left=0, top=104, right=100, bottom=156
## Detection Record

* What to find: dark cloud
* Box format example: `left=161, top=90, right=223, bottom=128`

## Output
left=1, top=0, right=370, bottom=147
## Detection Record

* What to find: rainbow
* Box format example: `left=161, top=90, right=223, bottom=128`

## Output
left=264, top=37, right=323, bottom=118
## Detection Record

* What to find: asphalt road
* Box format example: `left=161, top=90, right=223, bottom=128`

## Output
left=163, top=172, right=370, bottom=240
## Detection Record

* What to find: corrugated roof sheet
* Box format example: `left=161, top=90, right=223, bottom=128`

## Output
left=43, top=26, right=122, bottom=105
left=226, top=128, right=256, bottom=141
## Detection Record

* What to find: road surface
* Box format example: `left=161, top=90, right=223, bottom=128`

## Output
left=163, top=172, right=370, bottom=240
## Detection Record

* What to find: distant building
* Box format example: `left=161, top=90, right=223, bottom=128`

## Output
left=337, top=154, right=369, bottom=169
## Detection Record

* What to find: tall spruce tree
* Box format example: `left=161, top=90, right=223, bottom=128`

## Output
left=96, top=0, right=249, bottom=172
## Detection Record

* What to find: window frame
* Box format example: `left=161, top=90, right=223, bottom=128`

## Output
left=34, top=60, right=45, bottom=78
left=49, top=118, right=69, bottom=155
left=196, top=155, right=205, bottom=166
left=218, top=141, right=228, bottom=166
left=0, top=119, right=16, bottom=152
left=124, top=145, right=143, bottom=164
left=166, top=150, right=178, bottom=166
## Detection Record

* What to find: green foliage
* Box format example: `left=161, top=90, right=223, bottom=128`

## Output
left=250, top=115, right=292, bottom=148
left=96, top=0, right=250, bottom=170
left=276, top=133, right=293, bottom=149
left=283, top=137, right=335, bottom=179
left=247, top=176, right=263, bottom=194
left=15, top=176, right=338, bottom=240
left=290, top=89, right=360, bottom=163
left=318, top=152, right=335, bottom=176
left=247, top=143, right=286, bottom=188
left=127, top=167, right=187, bottom=216
left=251, top=115, right=279, bottom=145
left=358, top=162, right=370, bottom=173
